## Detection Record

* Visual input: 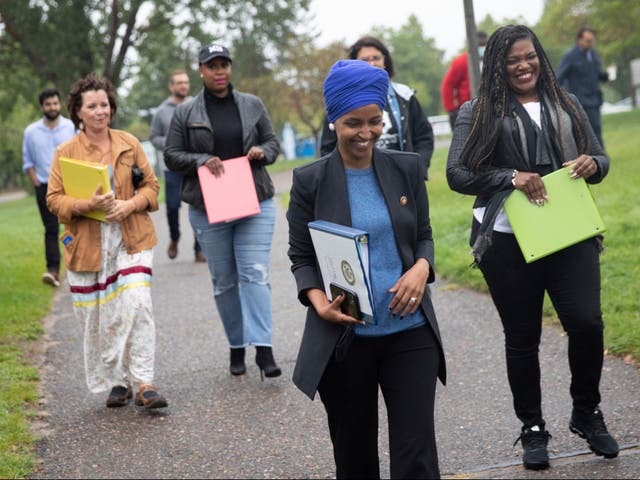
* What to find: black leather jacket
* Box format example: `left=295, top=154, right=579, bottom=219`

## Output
left=164, top=87, right=280, bottom=210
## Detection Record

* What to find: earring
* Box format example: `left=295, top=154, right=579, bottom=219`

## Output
left=79, top=121, right=84, bottom=130
left=328, top=122, right=335, bottom=131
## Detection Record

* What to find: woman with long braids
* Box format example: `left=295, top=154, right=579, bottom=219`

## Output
left=447, top=25, right=618, bottom=470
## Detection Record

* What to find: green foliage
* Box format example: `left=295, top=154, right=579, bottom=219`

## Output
left=372, top=15, right=446, bottom=115
left=476, top=13, right=531, bottom=39
left=274, top=40, right=346, bottom=136
left=535, top=0, right=640, bottom=101
left=0, top=98, right=39, bottom=190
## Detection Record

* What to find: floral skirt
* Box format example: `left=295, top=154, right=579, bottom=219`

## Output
left=67, top=222, right=155, bottom=393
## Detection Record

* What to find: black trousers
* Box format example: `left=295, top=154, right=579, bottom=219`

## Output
left=584, top=106, right=604, bottom=148
left=479, top=231, right=604, bottom=428
left=318, top=325, right=440, bottom=479
left=35, top=184, right=60, bottom=272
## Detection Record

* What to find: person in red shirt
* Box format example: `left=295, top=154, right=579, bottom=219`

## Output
left=441, top=31, right=488, bottom=129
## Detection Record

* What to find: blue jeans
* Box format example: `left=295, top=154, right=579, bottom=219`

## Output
left=189, top=198, right=275, bottom=347
left=165, top=170, right=201, bottom=252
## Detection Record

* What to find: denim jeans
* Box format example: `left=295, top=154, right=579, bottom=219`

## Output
left=165, top=170, right=200, bottom=252
left=189, top=198, right=275, bottom=347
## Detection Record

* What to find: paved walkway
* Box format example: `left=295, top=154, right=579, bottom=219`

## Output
left=31, top=170, right=640, bottom=478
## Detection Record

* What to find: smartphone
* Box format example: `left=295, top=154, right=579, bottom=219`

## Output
left=330, top=283, right=362, bottom=320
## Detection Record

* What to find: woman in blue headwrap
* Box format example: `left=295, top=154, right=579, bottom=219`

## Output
left=286, top=60, right=446, bottom=479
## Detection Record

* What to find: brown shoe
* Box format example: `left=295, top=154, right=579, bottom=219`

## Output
left=135, top=384, right=168, bottom=409
left=167, top=240, right=178, bottom=259
left=195, top=250, right=206, bottom=263
left=106, top=385, right=132, bottom=408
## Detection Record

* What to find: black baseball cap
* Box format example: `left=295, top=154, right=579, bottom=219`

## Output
left=198, top=43, right=232, bottom=64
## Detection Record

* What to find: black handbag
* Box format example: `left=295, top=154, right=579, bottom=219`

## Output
left=132, top=166, right=143, bottom=190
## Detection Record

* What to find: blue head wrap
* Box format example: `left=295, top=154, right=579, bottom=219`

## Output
left=323, top=60, right=389, bottom=123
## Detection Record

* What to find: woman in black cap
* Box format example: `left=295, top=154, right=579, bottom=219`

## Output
left=165, top=43, right=281, bottom=380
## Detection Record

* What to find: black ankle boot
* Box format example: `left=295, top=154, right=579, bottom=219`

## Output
left=255, top=346, right=281, bottom=381
left=230, top=347, right=246, bottom=376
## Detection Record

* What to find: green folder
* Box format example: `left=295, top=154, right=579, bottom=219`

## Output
left=503, top=166, right=606, bottom=263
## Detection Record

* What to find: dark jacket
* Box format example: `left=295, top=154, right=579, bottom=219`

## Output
left=286, top=148, right=446, bottom=399
left=446, top=94, right=609, bottom=247
left=320, top=82, right=434, bottom=178
left=164, top=88, right=280, bottom=210
left=556, top=45, right=608, bottom=109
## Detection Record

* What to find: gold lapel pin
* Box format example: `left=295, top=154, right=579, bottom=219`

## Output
left=400, top=196, right=408, bottom=206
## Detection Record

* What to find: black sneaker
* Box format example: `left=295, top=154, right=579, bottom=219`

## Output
left=570, top=408, right=619, bottom=458
left=514, top=425, right=551, bottom=470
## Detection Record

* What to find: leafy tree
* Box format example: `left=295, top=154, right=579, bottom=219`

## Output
left=274, top=39, right=346, bottom=139
left=123, top=0, right=312, bottom=128
left=0, top=97, right=38, bottom=190
left=535, top=0, right=640, bottom=103
left=476, top=13, right=530, bottom=40
left=0, top=0, right=144, bottom=94
left=372, top=15, right=446, bottom=115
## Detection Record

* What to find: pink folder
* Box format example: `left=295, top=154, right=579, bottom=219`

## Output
left=197, top=156, right=261, bottom=223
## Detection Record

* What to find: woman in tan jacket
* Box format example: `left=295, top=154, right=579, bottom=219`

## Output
left=47, top=73, right=167, bottom=409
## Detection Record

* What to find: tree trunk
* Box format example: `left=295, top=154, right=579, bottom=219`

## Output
left=463, top=0, right=480, bottom=96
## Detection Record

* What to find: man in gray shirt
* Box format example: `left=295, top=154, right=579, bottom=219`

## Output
left=150, top=69, right=204, bottom=261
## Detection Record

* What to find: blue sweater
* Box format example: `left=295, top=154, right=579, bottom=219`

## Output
left=345, top=167, right=426, bottom=336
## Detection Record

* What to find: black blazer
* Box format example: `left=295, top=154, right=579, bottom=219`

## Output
left=286, top=148, right=446, bottom=399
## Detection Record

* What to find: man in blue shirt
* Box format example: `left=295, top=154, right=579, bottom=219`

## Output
left=557, top=27, right=610, bottom=147
left=22, top=89, right=76, bottom=287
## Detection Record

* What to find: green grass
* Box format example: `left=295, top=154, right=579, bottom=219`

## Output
left=266, top=156, right=316, bottom=174
left=0, top=196, right=53, bottom=478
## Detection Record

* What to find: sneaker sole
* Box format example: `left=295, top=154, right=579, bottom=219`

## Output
left=135, top=397, right=168, bottom=409
left=524, top=460, right=550, bottom=470
left=569, top=424, right=620, bottom=459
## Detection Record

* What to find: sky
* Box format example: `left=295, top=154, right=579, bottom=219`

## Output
left=309, top=0, right=545, bottom=59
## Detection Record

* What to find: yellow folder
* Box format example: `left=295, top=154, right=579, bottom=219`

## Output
left=503, top=166, right=606, bottom=263
left=59, top=157, right=112, bottom=221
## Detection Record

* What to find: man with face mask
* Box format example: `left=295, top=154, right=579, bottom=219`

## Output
left=22, top=88, right=76, bottom=287
left=440, top=31, right=488, bottom=130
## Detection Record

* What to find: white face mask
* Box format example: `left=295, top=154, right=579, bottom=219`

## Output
left=478, top=46, right=486, bottom=58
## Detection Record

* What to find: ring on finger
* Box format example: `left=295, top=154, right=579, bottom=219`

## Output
left=409, top=297, right=417, bottom=304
